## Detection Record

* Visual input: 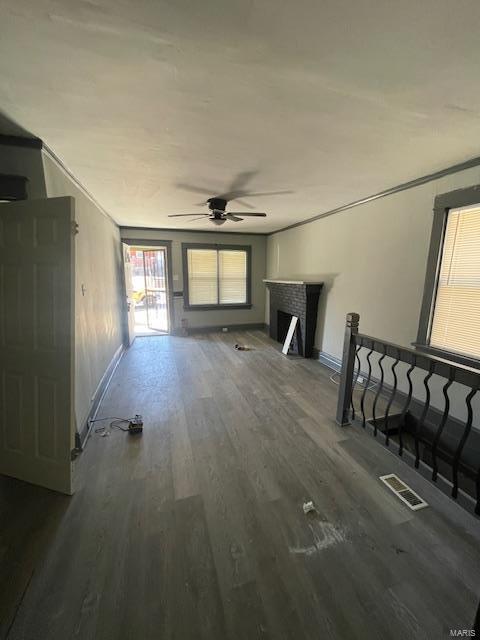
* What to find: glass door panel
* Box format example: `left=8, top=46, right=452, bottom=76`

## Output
left=143, top=249, right=169, bottom=332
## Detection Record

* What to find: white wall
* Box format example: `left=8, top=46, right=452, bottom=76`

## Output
left=42, top=152, right=124, bottom=435
left=267, top=166, right=480, bottom=420
left=120, top=227, right=267, bottom=329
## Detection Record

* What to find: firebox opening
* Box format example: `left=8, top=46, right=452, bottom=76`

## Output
left=277, top=309, right=294, bottom=345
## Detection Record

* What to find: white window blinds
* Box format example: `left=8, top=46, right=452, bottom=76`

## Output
left=186, top=248, right=248, bottom=306
left=430, top=204, right=480, bottom=359
left=219, top=250, right=247, bottom=304
left=187, top=249, right=218, bottom=305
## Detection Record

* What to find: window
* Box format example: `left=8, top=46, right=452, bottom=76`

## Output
left=417, top=186, right=480, bottom=366
left=182, top=244, right=251, bottom=309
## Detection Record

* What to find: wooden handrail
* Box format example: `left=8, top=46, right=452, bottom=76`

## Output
left=356, top=333, right=480, bottom=389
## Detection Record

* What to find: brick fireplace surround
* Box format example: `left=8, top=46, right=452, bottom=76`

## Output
left=264, top=279, right=323, bottom=358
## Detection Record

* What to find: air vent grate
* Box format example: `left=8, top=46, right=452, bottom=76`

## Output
left=379, top=474, right=429, bottom=511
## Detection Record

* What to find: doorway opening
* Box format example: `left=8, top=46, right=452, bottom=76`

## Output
left=129, top=247, right=170, bottom=335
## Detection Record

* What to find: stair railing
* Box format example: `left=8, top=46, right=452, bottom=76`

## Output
left=336, top=312, right=480, bottom=517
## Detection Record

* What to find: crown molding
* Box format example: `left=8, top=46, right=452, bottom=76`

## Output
left=270, top=154, right=480, bottom=235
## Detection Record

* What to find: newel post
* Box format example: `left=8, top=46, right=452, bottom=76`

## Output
left=336, top=312, right=360, bottom=426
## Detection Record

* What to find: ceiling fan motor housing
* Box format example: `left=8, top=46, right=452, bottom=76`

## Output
left=167, top=193, right=265, bottom=224
left=207, top=197, right=227, bottom=212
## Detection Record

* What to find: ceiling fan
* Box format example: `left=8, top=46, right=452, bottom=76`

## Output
left=168, top=197, right=267, bottom=225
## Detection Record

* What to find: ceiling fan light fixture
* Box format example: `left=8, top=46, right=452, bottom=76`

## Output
left=167, top=189, right=268, bottom=225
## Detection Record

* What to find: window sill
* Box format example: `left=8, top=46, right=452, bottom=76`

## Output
left=412, top=342, right=480, bottom=370
left=183, top=303, right=253, bottom=311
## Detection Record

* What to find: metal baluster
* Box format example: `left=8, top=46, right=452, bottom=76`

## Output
left=372, top=345, right=386, bottom=437
left=431, top=366, right=455, bottom=482
left=474, top=598, right=480, bottom=634
left=398, top=353, right=416, bottom=458
left=350, top=340, right=362, bottom=421
left=451, top=385, right=478, bottom=499
left=383, top=348, right=400, bottom=447
left=360, top=343, right=373, bottom=429
left=476, top=469, right=480, bottom=516
left=417, top=361, right=435, bottom=469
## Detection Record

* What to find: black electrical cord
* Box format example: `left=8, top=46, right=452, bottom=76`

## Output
left=109, top=419, right=130, bottom=432
left=90, top=416, right=133, bottom=434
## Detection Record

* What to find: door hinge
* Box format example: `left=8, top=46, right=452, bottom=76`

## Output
left=72, top=220, right=79, bottom=235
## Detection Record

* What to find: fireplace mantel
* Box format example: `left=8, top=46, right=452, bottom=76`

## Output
left=263, top=278, right=323, bottom=286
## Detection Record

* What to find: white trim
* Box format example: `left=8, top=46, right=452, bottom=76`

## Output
left=317, top=350, right=342, bottom=372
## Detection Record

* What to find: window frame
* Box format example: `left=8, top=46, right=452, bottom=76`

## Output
left=415, top=185, right=480, bottom=368
left=182, top=243, right=252, bottom=311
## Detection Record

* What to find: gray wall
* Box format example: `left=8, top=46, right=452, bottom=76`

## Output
left=120, top=228, right=267, bottom=329
left=42, top=152, right=125, bottom=435
left=266, top=165, right=480, bottom=420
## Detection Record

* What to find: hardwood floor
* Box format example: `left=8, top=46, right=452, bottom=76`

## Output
left=1, top=330, right=479, bottom=639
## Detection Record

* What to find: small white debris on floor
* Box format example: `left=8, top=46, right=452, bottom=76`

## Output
left=302, top=500, right=316, bottom=514
left=290, top=521, right=347, bottom=556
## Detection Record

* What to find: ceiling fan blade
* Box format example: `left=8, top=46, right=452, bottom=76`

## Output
left=168, top=213, right=209, bottom=217
left=189, top=216, right=211, bottom=222
left=176, top=183, right=217, bottom=196
left=244, top=189, right=293, bottom=197
left=228, top=212, right=266, bottom=217
left=221, top=188, right=293, bottom=203
left=229, top=198, right=255, bottom=209
left=218, top=170, right=257, bottom=201
left=176, top=175, right=291, bottom=208
left=225, top=214, right=243, bottom=222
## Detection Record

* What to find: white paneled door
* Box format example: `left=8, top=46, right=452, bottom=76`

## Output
left=0, top=197, right=75, bottom=494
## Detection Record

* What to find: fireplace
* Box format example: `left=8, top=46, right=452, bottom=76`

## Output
left=264, top=279, right=323, bottom=358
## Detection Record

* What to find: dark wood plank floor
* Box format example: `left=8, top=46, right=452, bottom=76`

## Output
left=1, top=330, right=479, bottom=639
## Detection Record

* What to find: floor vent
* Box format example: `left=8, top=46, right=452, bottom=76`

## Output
left=379, top=474, right=429, bottom=511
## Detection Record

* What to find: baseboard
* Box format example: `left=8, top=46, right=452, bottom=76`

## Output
left=171, top=322, right=267, bottom=335
left=313, top=348, right=342, bottom=372
left=75, top=344, right=125, bottom=452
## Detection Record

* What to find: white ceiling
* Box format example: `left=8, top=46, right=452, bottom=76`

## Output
left=2, top=0, right=480, bottom=233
